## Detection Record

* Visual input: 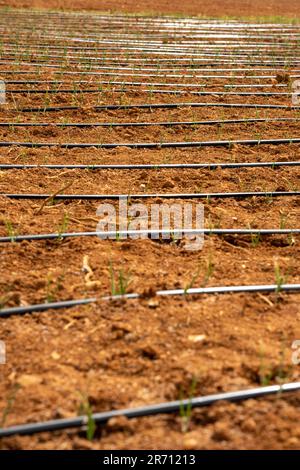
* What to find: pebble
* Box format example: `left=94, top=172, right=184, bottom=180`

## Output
left=188, top=334, right=206, bottom=343
left=183, top=436, right=198, bottom=450
left=241, top=418, right=256, bottom=432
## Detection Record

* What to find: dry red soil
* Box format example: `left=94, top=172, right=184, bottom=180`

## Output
left=0, top=0, right=299, bottom=19
left=0, top=4, right=300, bottom=451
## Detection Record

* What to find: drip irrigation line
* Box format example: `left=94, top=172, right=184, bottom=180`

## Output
left=16, top=102, right=300, bottom=112
left=3, top=47, right=300, bottom=62
left=0, top=117, right=299, bottom=129
left=5, top=28, right=269, bottom=36
left=1, top=48, right=298, bottom=60
left=2, top=32, right=299, bottom=44
left=1, top=138, right=300, bottom=149
left=0, top=44, right=300, bottom=57
left=0, top=298, right=97, bottom=317
left=8, top=23, right=299, bottom=31
left=2, top=26, right=299, bottom=38
left=3, top=53, right=300, bottom=69
left=2, top=36, right=298, bottom=46
left=2, top=38, right=298, bottom=49
left=2, top=60, right=300, bottom=78
left=4, top=88, right=296, bottom=97
left=0, top=161, right=300, bottom=171
left=3, top=25, right=297, bottom=34
left=3, top=21, right=296, bottom=28
left=0, top=80, right=291, bottom=88
left=2, top=60, right=296, bottom=71
left=2, top=191, right=300, bottom=201
left=2, top=32, right=297, bottom=45
left=2, top=35, right=299, bottom=49
left=0, top=228, right=299, bottom=244
left=3, top=39, right=299, bottom=50
left=1, top=68, right=298, bottom=79
left=0, top=76, right=292, bottom=91
left=2, top=56, right=300, bottom=70
left=0, top=381, right=299, bottom=437
left=2, top=46, right=297, bottom=55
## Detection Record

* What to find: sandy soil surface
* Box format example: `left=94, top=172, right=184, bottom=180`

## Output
left=0, top=6, right=300, bottom=451
left=0, top=0, right=299, bottom=20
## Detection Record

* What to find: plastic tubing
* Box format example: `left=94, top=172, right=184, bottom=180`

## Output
left=0, top=137, right=300, bottom=149
left=2, top=191, right=300, bottom=201
left=0, top=228, right=299, bottom=244
left=0, top=161, right=299, bottom=171
left=0, top=381, right=299, bottom=437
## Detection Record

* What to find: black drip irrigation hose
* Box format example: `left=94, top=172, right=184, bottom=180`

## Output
left=3, top=17, right=294, bottom=26
left=0, top=228, right=299, bottom=244
left=1, top=76, right=298, bottom=83
left=1, top=138, right=300, bottom=149
left=0, top=117, right=299, bottom=129
left=1, top=80, right=291, bottom=87
left=4, top=62, right=300, bottom=71
left=2, top=191, right=300, bottom=201
left=5, top=88, right=296, bottom=97
left=5, top=59, right=300, bottom=74
left=3, top=44, right=300, bottom=58
left=1, top=283, right=300, bottom=317
left=0, top=298, right=97, bottom=317
left=1, top=52, right=300, bottom=64
left=1, top=161, right=300, bottom=171
left=0, top=381, right=299, bottom=437
left=3, top=31, right=298, bottom=40
left=17, top=102, right=300, bottom=112
left=2, top=40, right=299, bottom=50
left=0, top=56, right=298, bottom=65
left=3, top=32, right=298, bottom=38
left=2, top=58, right=300, bottom=74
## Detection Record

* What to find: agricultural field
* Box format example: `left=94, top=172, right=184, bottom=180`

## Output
left=0, top=4, right=300, bottom=451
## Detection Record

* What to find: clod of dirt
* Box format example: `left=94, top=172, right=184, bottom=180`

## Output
left=106, top=415, right=133, bottom=433
left=241, top=418, right=257, bottom=432
left=162, top=180, right=175, bottom=189
left=138, top=343, right=160, bottom=360
left=212, top=421, right=232, bottom=442
left=147, top=299, right=160, bottom=308
left=275, top=73, right=291, bottom=84
left=17, top=374, right=43, bottom=388
left=182, top=436, right=199, bottom=450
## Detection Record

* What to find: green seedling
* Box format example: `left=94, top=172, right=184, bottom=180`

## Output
left=259, top=344, right=273, bottom=386
left=169, top=230, right=180, bottom=246
left=179, top=377, right=197, bottom=433
left=287, top=233, right=295, bottom=246
left=78, top=393, right=96, bottom=441
left=4, top=220, right=17, bottom=242
left=46, top=273, right=64, bottom=303
left=201, top=254, right=214, bottom=287
left=251, top=232, right=261, bottom=247
left=109, top=260, right=131, bottom=296
left=1, top=385, right=20, bottom=428
left=274, top=261, right=289, bottom=294
left=259, top=342, right=292, bottom=386
left=184, top=264, right=201, bottom=296
left=184, top=255, right=214, bottom=295
left=279, top=211, right=288, bottom=229
left=0, top=295, right=9, bottom=309
left=57, top=212, right=70, bottom=240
